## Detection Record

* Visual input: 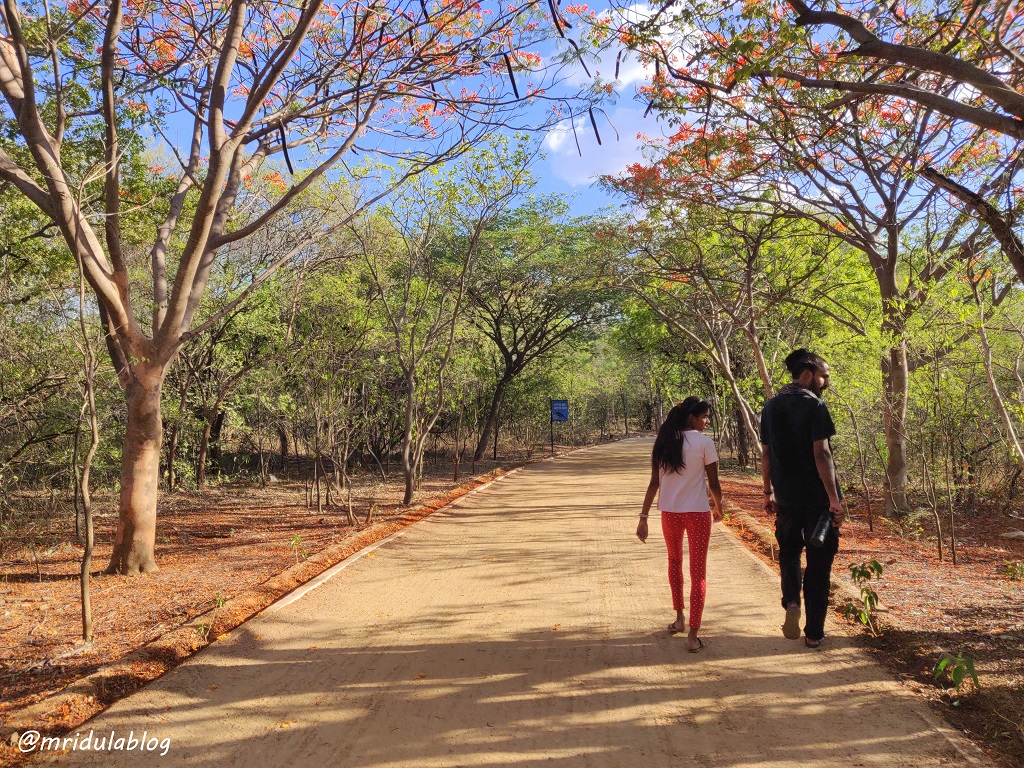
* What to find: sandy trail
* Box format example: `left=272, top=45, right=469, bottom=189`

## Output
left=39, top=438, right=979, bottom=767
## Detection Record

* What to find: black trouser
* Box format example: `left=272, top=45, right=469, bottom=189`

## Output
left=775, top=505, right=839, bottom=641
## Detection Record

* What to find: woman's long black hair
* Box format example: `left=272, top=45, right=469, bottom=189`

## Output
left=651, top=397, right=712, bottom=473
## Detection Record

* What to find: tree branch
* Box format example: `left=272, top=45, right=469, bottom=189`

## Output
left=787, top=1, right=1024, bottom=123
left=919, top=164, right=1024, bottom=284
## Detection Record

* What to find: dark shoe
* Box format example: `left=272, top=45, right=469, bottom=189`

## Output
left=783, top=602, right=801, bottom=640
left=804, top=636, right=822, bottom=649
left=688, top=638, right=706, bottom=653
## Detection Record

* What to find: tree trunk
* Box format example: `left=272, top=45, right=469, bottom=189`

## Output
left=734, top=404, right=750, bottom=466
left=276, top=422, right=289, bottom=471
left=165, top=423, right=179, bottom=492
left=198, top=373, right=242, bottom=486
left=973, top=277, right=1024, bottom=468
left=196, top=414, right=214, bottom=487
left=165, top=377, right=189, bottom=491
left=76, top=260, right=99, bottom=640
left=836, top=393, right=874, bottom=532
left=71, top=403, right=84, bottom=539
left=402, top=371, right=416, bottom=505
left=209, top=410, right=225, bottom=475
left=473, top=378, right=507, bottom=461
left=881, top=312, right=910, bottom=515
left=106, top=366, right=164, bottom=575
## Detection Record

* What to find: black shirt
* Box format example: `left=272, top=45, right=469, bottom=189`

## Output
left=759, top=387, right=840, bottom=509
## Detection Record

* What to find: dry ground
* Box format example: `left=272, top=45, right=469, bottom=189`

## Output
left=0, top=451, right=544, bottom=766
left=1, top=439, right=1022, bottom=766
left=13, top=439, right=985, bottom=767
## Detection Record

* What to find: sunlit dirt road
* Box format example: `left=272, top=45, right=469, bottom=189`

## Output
left=41, top=438, right=984, bottom=767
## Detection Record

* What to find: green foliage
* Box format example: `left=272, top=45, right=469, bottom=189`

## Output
left=1003, top=561, right=1024, bottom=581
left=289, top=534, right=308, bottom=565
left=840, top=559, right=884, bottom=637
left=934, top=652, right=981, bottom=694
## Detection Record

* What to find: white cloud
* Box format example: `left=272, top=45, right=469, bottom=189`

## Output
left=542, top=104, right=656, bottom=187
left=544, top=121, right=573, bottom=153
left=538, top=4, right=695, bottom=189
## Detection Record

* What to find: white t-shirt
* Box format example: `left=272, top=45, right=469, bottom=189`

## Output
left=657, top=431, right=719, bottom=513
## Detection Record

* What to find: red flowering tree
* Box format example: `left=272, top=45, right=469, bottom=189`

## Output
left=0, top=0, right=601, bottom=574
left=606, top=3, right=1021, bottom=512
left=616, top=0, right=1024, bottom=280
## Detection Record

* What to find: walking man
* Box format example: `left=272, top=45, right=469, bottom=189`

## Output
left=760, top=349, right=846, bottom=648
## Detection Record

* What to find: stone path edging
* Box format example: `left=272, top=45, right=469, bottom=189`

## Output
left=3, top=440, right=613, bottom=745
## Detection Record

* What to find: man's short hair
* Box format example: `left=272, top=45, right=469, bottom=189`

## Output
left=784, top=348, right=825, bottom=378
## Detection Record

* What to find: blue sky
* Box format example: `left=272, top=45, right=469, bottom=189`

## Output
left=144, top=2, right=658, bottom=220
left=536, top=100, right=654, bottom=216
left=532, top=3, right=659, bottom=217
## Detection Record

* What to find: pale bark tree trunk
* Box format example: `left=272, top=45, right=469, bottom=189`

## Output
left=76, top=259, right=99, bottom=641
left=972, top=272, right=1024, bottom=468
left=741, top=256, right=775, bottom=400
left=712, top=333, right=761, bottom=452
left=882, top=347, right=911, bottom=514
left=833, top=392, right=874, bottom=532
left=106, top=365, right=164, bottom=575
left=744, top=322, right=775, bottom=399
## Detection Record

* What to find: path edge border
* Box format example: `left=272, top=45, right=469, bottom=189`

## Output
left=2, top=439, right=614, bottom=752
left=719, top=504, right=996, bottom=768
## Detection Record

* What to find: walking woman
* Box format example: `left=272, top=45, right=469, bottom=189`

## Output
left=637, top=397, right=723, bottom=652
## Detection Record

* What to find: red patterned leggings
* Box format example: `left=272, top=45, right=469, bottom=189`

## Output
left=660, top=511, right=712, bottom=629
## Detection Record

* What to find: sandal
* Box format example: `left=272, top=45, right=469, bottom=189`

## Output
left=783, top=603, right=801, bottom=640
left=804, top=637, right=822, bottom=649
left=688, top=638, right=706, bottom=653
left=667, top=623, right=685, bottom=635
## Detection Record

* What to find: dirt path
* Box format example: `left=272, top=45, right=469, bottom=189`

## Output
left=33, top=438, right=985, bottom=767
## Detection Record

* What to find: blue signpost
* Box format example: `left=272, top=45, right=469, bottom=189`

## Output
left=550, top=399, right=568, bottom=453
